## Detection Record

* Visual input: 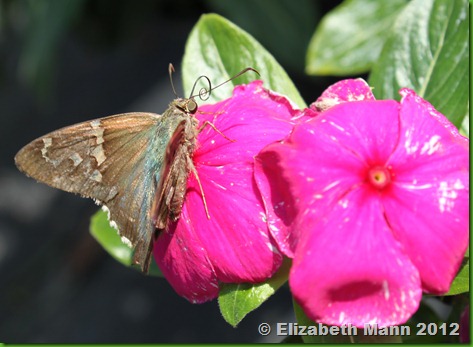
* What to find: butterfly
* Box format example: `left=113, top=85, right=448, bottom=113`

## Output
left=15, top=64, right=257, bottom=273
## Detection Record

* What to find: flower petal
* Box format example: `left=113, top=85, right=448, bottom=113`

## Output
left=154, top=208, right=219, bottom=303
left=195, top=80, right=305, bottom=165
left=383, top=89, right=469, bottom=293
left=255, top=100, right=401, bottom=256
left=310, top=78, right=375, bottom=112
left=307, top=100, right=401, bottom=169
left=254, top=149, right=300, bottom=258
left=155, top=81, right=305, bottom=301
left=290, top=188, right=422, bottom=327
left=184, top=161, right=283, bottom=283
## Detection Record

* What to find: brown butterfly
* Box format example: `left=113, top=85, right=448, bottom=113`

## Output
left=15, top=65, right=257, bottom=273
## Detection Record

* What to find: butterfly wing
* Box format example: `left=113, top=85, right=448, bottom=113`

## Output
left=152, top=119, right=187, bottom=229
left=15, top=112, right=164, bottom=272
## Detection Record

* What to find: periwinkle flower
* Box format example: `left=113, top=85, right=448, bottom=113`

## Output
left=255, top=79, right=469, bottom=326
left=153, top=81, right=311, bottom=303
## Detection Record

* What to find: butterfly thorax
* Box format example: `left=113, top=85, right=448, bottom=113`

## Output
left=149, top=98, right=200, bottom=232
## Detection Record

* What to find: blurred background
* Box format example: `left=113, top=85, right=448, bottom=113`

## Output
left=0, top=0, right=343, bottom=343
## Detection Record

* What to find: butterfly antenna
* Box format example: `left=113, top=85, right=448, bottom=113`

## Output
left=189, top=67, right=260, bottom=101
left=189, top=75, right=212, bottom=101
left=212, top=67, right=260, bottom=91
left=168, top=63, right=179, bottom=98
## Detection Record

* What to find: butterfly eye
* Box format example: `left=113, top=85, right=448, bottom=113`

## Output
left=186, top=99, right=198, bottom=114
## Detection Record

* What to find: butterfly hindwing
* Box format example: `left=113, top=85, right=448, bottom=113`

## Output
left=152, top=119, right=190, bottom=229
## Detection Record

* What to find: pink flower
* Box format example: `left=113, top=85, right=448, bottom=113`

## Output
left=255, top=79, right=469, bottom=327
left=153, top=81, right=310, bottom=303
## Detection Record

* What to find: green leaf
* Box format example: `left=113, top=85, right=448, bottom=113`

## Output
left=89, top=210, right=162, bottom=276
left=306, top=0, right=408, bottom=76
left=182, top=13, right=306, bottom=108
left=369, top=0, right=469, bottom=128
left=444, top=251, right=469, bottom=296
left=205, top=0, right=319, bottom=71
left=218, top=258, right=291, bottom=327
left=459, top=114, right=469, bottom=137
left=90, top=209, right=133, bottom=266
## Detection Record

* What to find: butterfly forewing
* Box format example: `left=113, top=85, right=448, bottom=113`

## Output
left=15, top=113, right=165, bottom=271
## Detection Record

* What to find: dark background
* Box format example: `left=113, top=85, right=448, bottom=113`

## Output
left=0, top=0, right=342, bottom=342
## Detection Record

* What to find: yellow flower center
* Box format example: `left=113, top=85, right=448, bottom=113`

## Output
left=367, top=166, right=391, bottom=190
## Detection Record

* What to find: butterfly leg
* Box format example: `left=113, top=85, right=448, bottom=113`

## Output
left=187, top=155, right=211, bottom=220
left=197, top=121, right=236, bottom=142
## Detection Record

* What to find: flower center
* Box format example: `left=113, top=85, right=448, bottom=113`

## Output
left=367, top=166, right=391, bottom=190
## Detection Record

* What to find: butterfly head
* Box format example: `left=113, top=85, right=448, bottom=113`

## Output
left=175, top=97, right=198, bottom=114
left=168, top=63, right=259, bottom=116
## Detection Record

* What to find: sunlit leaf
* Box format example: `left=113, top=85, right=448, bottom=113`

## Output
left=90, top=210, right=162, bottom=276
left=369, top=0, right=469, bottom=128
left=182, top=14, right=306, bottom=108
left=306, top=0, right=407, bottom=75
left=218, top=258, right=291, bottom=327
